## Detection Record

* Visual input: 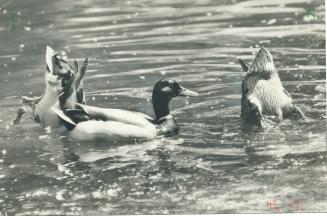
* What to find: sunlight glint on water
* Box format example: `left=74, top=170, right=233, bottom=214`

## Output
left=0, top=0, right=326, bottom=214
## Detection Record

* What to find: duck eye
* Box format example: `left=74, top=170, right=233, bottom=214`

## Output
left=172, top=82, right=180, bottom=89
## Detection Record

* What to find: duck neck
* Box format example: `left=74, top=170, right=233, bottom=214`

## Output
left=152, top=94, right=170, bottom=121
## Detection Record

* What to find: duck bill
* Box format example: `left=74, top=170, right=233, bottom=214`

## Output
left=178, top=86, right=199, bottom=97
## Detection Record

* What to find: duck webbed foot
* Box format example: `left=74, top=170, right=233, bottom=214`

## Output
left=13, top=96, right=42, bottom=125
left=13, top=107, right=28, bottom=125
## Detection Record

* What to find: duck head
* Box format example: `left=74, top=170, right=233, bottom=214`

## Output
left=248, top=47, right=277, bottom=78
left=152, top=79, right=199, bottom=120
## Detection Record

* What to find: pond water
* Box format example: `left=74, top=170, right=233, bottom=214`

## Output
left=0, top=0, right=326, bottom=214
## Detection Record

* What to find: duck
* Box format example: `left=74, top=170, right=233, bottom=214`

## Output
left=52, top=79, right=199, bottom=142
left=238, top=47, right=304, bottom=128
left=13, top=46, right=88, bottom=127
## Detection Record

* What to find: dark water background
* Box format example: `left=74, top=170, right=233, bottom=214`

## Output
left=0, top=0, right=326, bottom=214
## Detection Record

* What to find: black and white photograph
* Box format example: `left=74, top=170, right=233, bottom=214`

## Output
left=0, top=0, right=326, bottom=215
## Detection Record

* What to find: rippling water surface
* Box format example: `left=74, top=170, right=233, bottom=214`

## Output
left=0, top=0, right=326, bottom=214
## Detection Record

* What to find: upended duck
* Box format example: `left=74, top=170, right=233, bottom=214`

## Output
left=238, top=47, right=304, bottom=128
left=52, top=79, right=199, bottom=142
left=14, top=46, right=88, bottom=127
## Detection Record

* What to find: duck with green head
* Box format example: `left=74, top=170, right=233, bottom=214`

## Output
left=238, top=47, right=304, bottom=128
left=52, top=79, right=199, bottom=142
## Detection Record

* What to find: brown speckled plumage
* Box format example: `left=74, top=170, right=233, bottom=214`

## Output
left=240, top=47, right=304, bottom=126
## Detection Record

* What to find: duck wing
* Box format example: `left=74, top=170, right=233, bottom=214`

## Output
left=65, top=109, right=92, bottom=122
left=76, top=103, right=154, bottom=127
left=132, top=112, right=154, bottom=122
left=69, top=120, right=157, bottom=142
left=52, top=106, right=94, bottom=130
left=238, top=59, right=250, bottom=72
left=51, top=107, right=77, bottom=130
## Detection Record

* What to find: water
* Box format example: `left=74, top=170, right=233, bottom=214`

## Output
left=0, top=0, right=326, bottom=214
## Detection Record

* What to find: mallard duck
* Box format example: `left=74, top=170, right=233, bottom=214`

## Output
left=14, top=46, right=88, bottom=127
left=239, top=47, right=304, bottom=127
left=52, top=79, right=199, bottom=142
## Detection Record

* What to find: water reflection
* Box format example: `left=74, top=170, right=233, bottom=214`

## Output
left=0, top=0, right=326, bottom=214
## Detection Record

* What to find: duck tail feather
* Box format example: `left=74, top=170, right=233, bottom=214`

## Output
left=75, top=58, right=88, bottom=89
left=74, top=60, right=79, bottom=72
left=238, top=58, right=250, bottom=72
